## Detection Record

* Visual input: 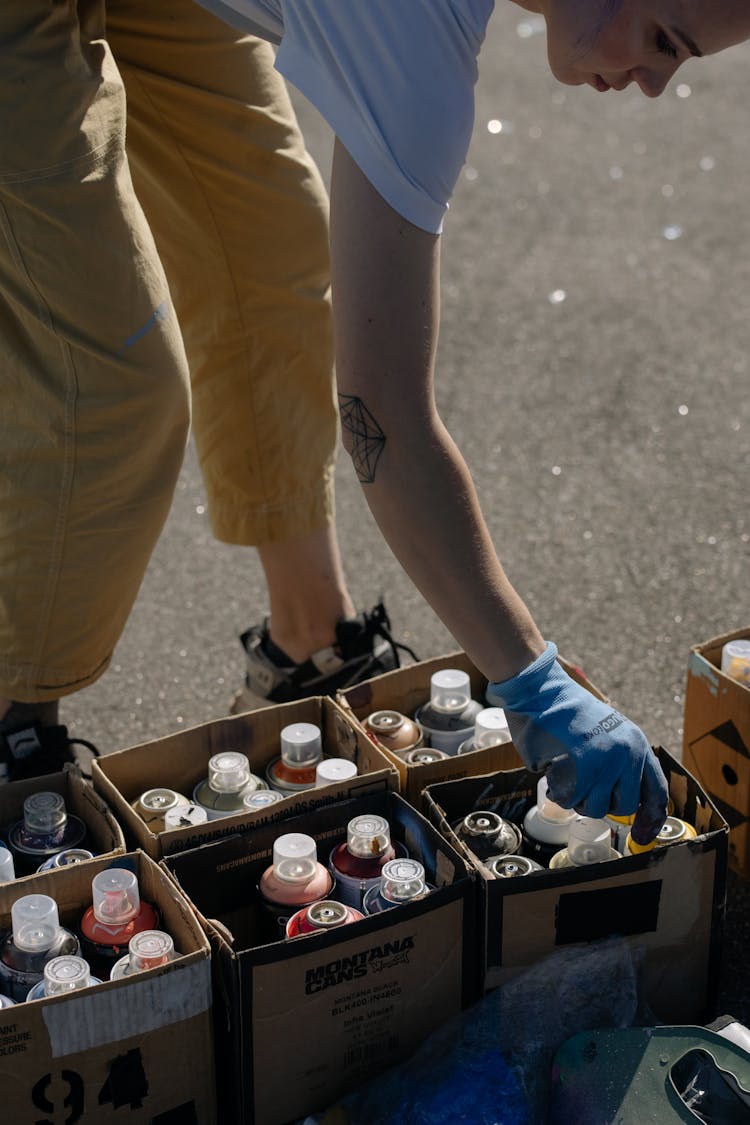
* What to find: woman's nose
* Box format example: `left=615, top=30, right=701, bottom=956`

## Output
left=631, top=64, right=676, bottom=98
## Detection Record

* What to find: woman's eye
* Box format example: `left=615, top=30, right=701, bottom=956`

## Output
left=656, top=29, right=678, bottom=59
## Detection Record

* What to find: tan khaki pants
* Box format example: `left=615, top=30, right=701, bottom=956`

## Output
left=0, top=0, right=335, bottom=702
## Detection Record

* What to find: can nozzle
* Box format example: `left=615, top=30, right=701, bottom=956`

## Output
left=23, top=791, right=67, bottom=835
left=242, top=790, right=283, bottom=811
left=567, top=817, right=613, bottom=865
left=12, top=894, right=60, bottom=952
left=721, top=639, right=750, bottom=686
left=430, top=669, right=471, bottom=713
left=272, top=833, right=319, bottom=883
left=127, top=930, right=175, bottom=972
left=315, top=759, right=357, bottom=786
left=280, top=723, right=322, bottom=768
left=473, top=708, right=512, bottom=749
left=380, top=859, right=426, bottom=903
left=92, top=868, right=140, bottom=925
left=208, top=752, right=252, bottom=794
left=346, top=814, right=391, bottom=858
left=43, top=955, right=93, bottom=996
left=0, top=846, right=15, bottom=883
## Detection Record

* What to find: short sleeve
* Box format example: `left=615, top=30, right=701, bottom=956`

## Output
left=276, top=1, right=494, bottom=233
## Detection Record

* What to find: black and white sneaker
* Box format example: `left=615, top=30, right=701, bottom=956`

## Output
left=232, top=600, right=418, bottom=713
left=0, top=723, right=100, bottom=784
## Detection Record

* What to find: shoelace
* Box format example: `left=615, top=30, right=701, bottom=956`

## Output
left=364, top=600, right=419, bottom=668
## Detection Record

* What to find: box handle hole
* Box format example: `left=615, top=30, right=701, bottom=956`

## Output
left=722, top=765, right=739, bottom=786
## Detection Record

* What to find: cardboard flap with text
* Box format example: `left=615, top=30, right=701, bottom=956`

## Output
left=163, top=791, right=479, bottom=1125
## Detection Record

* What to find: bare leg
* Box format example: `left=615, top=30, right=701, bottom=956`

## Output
left=257, top=525, right=356, bottom=664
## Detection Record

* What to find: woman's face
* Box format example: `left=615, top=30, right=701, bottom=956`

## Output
left=532, top=1, right=750, bottom=97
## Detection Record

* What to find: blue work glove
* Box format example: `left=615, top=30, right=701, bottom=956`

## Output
left=486, top=642, right=668, bottom=846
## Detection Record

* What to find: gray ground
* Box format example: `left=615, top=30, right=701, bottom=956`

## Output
left=65, top=9, right=749, bottom=1027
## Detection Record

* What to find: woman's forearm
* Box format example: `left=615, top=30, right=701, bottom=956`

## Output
left=330, top=140, right=543, bottom=681
left=343, top=396, right=545, bottom=681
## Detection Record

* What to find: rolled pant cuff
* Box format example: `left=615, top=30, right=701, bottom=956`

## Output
left=209, top=486, right=335, bottom=547
left=0, top=652, right=112, bottom=704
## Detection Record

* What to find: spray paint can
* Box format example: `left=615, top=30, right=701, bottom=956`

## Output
left=258, top=833, right=335, bottom=940
left=487, top=854, right=544, bottom=878
left=454, top=811, right=523, bottom=862
left=37, top=848, right=95, bottom=873
left=402, top=747, right=450, bottom=765
left=26, top=955, right=101, bottom=1001
left=242, top=790, right=284, bottom=812
left=110, top=930, right=177, bottom=980
left=522, top=777, right=577, bottom=867
left=130, top=789, right=192, bottom=832
left=0, top=895, right=80, bottom=1002
left=0, top=846, right=16, bottom=883
left=328, top=815, right=407, bottom=910
left=364, top=711, right=423, bottom=755
left=625, top=816, right=698, bottom=855
left=315, top=759, right=358, bottom=787
left=414, top=670, right=483, bottom=755
left=79, top=869, right=160, bottom=978
left=266, top=723, right=323, bottom=794
left=362, top=859, right=434, bottom=915
left=163, top=803, right=209, bottom=830
left=0, top=995, right=15, bottom=1009
left=457, top=708, right=512, bottom=755
left=8, top=792, right=86, bottom=875
left=193, top=752, right=268, bottom=819
left=549, top=817, right=621, bottom=869
left=286, top=900, right=364, bottom=938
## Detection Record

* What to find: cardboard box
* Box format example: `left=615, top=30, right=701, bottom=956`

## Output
left=93, top=697, right=399, bottom=861
left=338, top=650, right=606, bottom=809
left=0, top=850, right=216, bottom=1124
left=683, top=626, right=750, bottom=878
left=163, top=790, right=478, bottom=1125
left=0, top=765, right=125, bottom=877
left=423, top=747, right=728, bottom=1025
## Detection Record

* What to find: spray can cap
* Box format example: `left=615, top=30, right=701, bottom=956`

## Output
left=347, top=814, right=391, bottom=858
left=721, top=639, right=750, bottom=685
left=366, top=710, right=407, bottom=734
left=315, top=759, right=358, bottom=787
left=43, top=955, right=92, bottom=996
left=12, top=894, right=60, bottom=952
left=138, top=789, right=184, bottom=813
left=208, top=752, right=252, bottom=794
left=537, top=776, right=577, bottom=825
left=127, top=930, right=174, bottom=972
left=92, top=868, right=140, bottom=925
left=430, top=670, right=471, bottom=713
left=163, top=803, right=208, bottom=829
left=280, top=723, right=322, bottom=767
left=568, top=817, right=613, bottom=865
left=272, top=833, right=318, bottom=883
left=242, top=790, right=283, bottom=811
left=380, top=859, right=426, bottom=902
left=0, top=846, right=15, bottom=882
left=473, top=708, right=511, bottom=748
left=23, top=791, right=67, bottom=835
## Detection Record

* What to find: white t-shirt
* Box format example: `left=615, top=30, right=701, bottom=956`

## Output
left=195, top=1, right=495, bottom=233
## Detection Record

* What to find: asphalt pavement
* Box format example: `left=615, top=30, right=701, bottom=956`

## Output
left=65, top=7, right=750, bottom=1032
